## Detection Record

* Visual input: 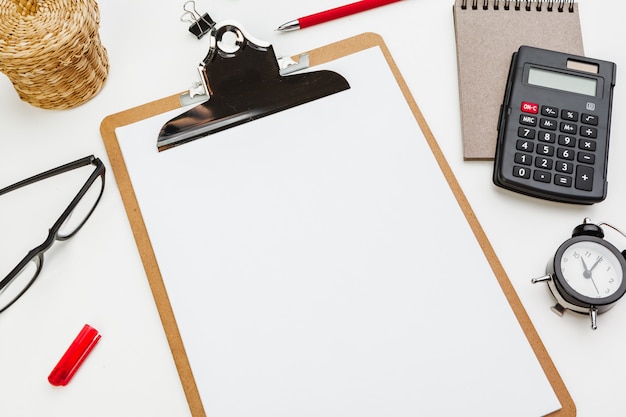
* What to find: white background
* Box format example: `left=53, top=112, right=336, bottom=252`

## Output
left=1, top=1, right=625, bottom=416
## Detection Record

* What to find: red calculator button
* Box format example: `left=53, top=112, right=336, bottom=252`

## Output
left=521, top=101, right=539, bottom=114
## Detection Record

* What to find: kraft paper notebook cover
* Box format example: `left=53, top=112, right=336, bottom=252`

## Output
left=453, top=0, right=584, bottom=160
left=100, top=33, right=575, bottom=416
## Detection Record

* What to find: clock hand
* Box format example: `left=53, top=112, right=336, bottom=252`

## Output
left=581, top=258, right=600, bottom=294
left=589, top=257, right=603, bottom=273
left=589, top=276, right=600, bottom=295
left=581, top=258, right=592, bottom=279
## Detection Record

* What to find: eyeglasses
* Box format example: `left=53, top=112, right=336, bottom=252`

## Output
left=0, top=155, right=105, bottom=314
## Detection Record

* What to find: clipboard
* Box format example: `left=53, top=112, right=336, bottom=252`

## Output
left=101, top=32, right=575, bottom=417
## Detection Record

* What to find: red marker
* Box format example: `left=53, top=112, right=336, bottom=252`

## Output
left=48, top=324, right=101, bottom=386
left=276, top=0, right=402, bottom=31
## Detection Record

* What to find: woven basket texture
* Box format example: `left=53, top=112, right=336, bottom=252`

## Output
left=0, top=0, right=109, bottom=109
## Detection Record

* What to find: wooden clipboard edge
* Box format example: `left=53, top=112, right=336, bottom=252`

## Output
left=100, top=32, right=575, bottom=417
left=373, top=32, right=576, bottom=416
left=100, top=95, right=208, bottom=417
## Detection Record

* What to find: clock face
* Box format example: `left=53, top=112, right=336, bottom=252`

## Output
left=559, top=240, right=624, bottom=299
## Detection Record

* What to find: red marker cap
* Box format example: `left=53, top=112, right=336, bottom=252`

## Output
left=48, top=324, right=101, bottom=386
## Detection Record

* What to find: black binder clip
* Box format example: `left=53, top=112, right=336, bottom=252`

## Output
left=181, top=1, right=215, bottom=39
left=157, top=21, right=350, bottom=151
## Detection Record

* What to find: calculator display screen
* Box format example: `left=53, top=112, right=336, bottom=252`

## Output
left=528, top=67, right=597, bottom=96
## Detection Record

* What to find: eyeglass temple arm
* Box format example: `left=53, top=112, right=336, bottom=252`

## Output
left=0, top=155, right=97, bottom=196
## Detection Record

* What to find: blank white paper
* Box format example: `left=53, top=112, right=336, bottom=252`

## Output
left=116, top=46, right=561, bottom=417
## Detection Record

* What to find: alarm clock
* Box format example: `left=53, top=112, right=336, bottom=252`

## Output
left=532, top=218, right=626, bottom=329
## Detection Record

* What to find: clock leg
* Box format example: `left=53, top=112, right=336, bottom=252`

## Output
left=551, top=303, right=565, bottom=317
left=531, top=274, right=552, bottom=284
left=590, top=307, right=598, bottom=330
left=531, top=275, right=567, bottom=317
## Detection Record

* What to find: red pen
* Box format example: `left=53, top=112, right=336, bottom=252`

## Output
left=48, top=324, right=101, bottom=386
left=276, top=0, right=402, bottom=31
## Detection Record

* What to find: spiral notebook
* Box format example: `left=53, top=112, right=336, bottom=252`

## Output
left=453, top=0, right=584, bottom=160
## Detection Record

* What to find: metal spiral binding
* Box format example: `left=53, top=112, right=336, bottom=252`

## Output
left=460, top=0, right=574, bottom=12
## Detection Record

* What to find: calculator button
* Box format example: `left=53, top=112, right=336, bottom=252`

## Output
left=579, top=139, right=596, bottom=151
left=541, top=105, right=559, bottom=117
left=556, top=161, right=574, bottom=174
left=559, top=122, right=577, bottom=134
left=557, top=148, right=575, bottom=160
left=520, top=114, right=537, bottom=126
left=513, top=166, right=531, bottom=179
left=515, top=153, right=532, bottom=165
left=558, top=135, right=576, bottom=147
left=578, top=152, right=595, bottom=164
left=535, top=157, right=553, bottom=170
left=554, top=175, right=573, bottom=187
left=540, top=118, right=557, bottom=130
left=534, top=170, right=552, bottom=183
left=538, top=131, right=555, bottom=143
left=580, top=126, right=598, bottom=138
left=581, top=113, right=599, bottom=126
left=575, top=165, right=594, bottom=191
left=521, top=101, right=539, bottom=114
left=516, top=140, right=534, bottom=152
left=561, top=109, right=579, bottom=121
left=518, top=126, right=536, bottom=139
left=537, top=144, right=554, bottom=156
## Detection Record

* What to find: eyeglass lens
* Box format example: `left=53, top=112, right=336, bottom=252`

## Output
left=0, top=256, right=41, bottom=313
left=58, top=174, right=105, bottom=239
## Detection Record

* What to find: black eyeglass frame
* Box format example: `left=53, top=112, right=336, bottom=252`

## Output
left=0, top=155, right=106, bottom=313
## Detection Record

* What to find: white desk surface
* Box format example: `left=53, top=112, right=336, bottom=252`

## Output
left=1, top=1, right=624, bottom=416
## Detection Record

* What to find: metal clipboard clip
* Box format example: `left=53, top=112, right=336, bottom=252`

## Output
left=156, top=20, right=350, bottom=151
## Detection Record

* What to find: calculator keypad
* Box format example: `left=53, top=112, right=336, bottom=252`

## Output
left=512, top=102, right=598, bottom=193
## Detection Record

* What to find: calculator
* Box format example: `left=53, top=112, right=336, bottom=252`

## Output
left=493, top=46, right=616, bottom=204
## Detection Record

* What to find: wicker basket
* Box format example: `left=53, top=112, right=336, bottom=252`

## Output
left=0, top=0, right=109, bottom=109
